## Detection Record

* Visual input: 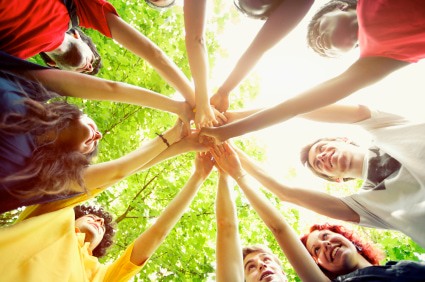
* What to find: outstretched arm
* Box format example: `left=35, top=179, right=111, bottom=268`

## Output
left=83, top=120, right=186, bottom=190
left=105, top=12, right=195, bottom=107
left=202, top=57, right=408, bottom=142
left=211, top=143, right=330, bottom=282
left=129, top=153, right=214, bottom=266
left=211, top=0, right=314, bottom=112
left=216, top=171, right=244, bottom=282
left=24, top=68, right=194, bottom=128
left=234, top=146, right=359, bottom=223
left=184, top=0, right=217, bottom=128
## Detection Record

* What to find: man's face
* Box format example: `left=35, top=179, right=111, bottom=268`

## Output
left=52, top=31, right=95, bottom=73
left=244, top=251, right=287, bottom=282
left=308, top=139, right=356, bottom=180
left=75, top=214, right=106, bottom=251
left=314, top=8, right=358, bottom=57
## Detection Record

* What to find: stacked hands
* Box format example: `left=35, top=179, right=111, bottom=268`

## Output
left=176, top=92, right=240, bottom=151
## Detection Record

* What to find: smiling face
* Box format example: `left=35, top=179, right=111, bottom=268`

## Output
left=57, top=115, right=102, bottom=155
left=306, top=230, right=361, bottom=275
left=314, top=7, right=358, bottom=57
left=307, top=139, right=363, bottom=180
left=244, top=252, right=287, bottom=282
left=75, top=214, right=106, bottom=251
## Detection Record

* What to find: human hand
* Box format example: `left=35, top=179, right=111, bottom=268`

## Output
left=198, top=125, right=228, bottom=146
left=211, top=107, right=228, bottom=126
left=178, top=130, right=210, bottom=153
left=210, top=90, right=229, bottom=112
left=194, top=104, right=218, bottom=129
left=210, top=143, right=244, bottom=179
left=178, top=101, right=195, bottom=133
left=163, top=118, right=187, bottom=146
left=194, top=152, right=215, bottom=179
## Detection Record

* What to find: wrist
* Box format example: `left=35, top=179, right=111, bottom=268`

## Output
left=234, top=171, right=247, bottom=182
left=156, top=132, right=170, bottom=147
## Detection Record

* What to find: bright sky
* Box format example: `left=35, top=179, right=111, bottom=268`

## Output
left=210, top=0, right=425, bottom=184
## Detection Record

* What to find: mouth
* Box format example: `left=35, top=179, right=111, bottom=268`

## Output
left=327, top=151, right=335, bottom=169
left=260, top=270, right=274, bottom=281
left=330, top=246, right=340, bottom=262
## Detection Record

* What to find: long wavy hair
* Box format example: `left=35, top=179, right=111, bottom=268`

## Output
left=300, top=223, right=384, bottom=279
left=0, top=72, right=97, bottom=199
left=74, top=205, right=116, bottom=258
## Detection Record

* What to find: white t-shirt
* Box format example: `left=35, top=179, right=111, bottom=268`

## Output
left=341, top=110, right=425, bottom=247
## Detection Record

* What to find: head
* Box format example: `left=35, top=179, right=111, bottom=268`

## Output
left=74, top=205, right=116, bottom=258
left=300, top=137, right=362, bottom=182
left=40, top=27, right=102, bottom=75
left=144, top=0, right=176, bottom=10
left=300, top=223, right=384, bottom=279
left=233, top=0, right=281, bottom=20
left=307, top=0, right=358, bottom=58
left=243, top=245, right=287, bottom=282
left=56, top=113, right=102, bottom=155
left=1, top=97, right=101, bottom=199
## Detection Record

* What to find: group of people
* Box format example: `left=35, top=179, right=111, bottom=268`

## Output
left=1, top=0, right=425, bottom=281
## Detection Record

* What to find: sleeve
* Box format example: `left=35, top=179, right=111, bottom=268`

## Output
left=16, top=186, right=108, bottom=222
left=74, top=0, right=119, bottom=38
left=354, top=109, right=409, bottom=131
left=340, top=195, right=393, bottom=229
left=0, top=51, right=49, bottom=72
left=102, top=242, right=147, bottom=282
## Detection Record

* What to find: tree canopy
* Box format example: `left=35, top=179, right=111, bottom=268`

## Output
left=2, top=0, right=424, bottom=281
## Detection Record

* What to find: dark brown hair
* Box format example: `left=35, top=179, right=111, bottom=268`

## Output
left=40, top=27, right=102, bottom=75
left=0, top=74, right=97, bottom=199
left=74, top=205, right=116, bottom=258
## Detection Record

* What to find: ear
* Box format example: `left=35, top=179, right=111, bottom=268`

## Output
left=337, top=3, right=349, bottom=11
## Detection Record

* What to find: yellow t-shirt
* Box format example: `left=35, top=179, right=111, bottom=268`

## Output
left=0, top=207, right=143, bottom=281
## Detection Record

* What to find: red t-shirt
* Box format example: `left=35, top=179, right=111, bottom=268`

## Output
left=358, top=0, right=425, bottom=63
left=0, top=0, right=118, bottom=59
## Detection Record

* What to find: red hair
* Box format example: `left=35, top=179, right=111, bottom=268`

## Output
left=300, top=224, right=384, bottom=278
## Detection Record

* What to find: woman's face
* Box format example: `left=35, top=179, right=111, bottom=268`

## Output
left=75, top=214, right=105, bottom=251
left=306, top=229, right=360, bottom=275
left=315, top=8, right=358, bottom=57
left=58, top=115, right=102, bottom=154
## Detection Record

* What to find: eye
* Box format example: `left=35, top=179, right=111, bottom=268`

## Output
left=314, top=246, right=320, bottom=255
left=315, top=160, right=322, bottom=169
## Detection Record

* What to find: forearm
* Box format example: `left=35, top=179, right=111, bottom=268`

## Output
left=184, top=0, right=210, bottom=108
left=216, top=174, right=244, bottom=282
left=84, top=135, right=169, bottom=190
left=235, top=176, right=330, bottom=282
left=219, top=0, right=313, bottom=95
left=107, top=13, right=195, bottom=106
left=28, top=69, right=185, bottom=115
left=130, top=172, right=204, bottom=265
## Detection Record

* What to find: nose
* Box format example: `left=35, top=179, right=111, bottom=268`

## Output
left=95, top=217, right=104, bottom=226
left=84, top=63, right=93, bottom=73
left=259, top=261, right=267, bottom=271
left=94, top=130, right=102, bottom=141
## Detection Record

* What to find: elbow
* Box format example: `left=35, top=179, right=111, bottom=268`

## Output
left=185, top=33, right=206, bottom=48
left=216, top=217, right=238, bottom=231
